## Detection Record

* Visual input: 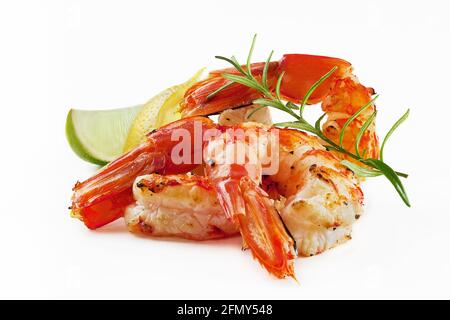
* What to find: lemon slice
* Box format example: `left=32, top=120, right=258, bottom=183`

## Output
left=123, top=69, right=204, bottom=151
left=66, top=105, right=142, bottom=165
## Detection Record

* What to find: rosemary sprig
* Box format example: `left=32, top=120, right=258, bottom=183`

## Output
left=211, top=35, right=410, bottom=207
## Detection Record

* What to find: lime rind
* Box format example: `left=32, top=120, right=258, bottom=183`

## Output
left=66, top=105, right=142, bottom=165
left=66, top=109, right=108, bottom=165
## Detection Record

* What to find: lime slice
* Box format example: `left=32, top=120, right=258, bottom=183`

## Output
left=66, top=105, right=142, bottom=165
left=123, top=68, right=204, bottom=151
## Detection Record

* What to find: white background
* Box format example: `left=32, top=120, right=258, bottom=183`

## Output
left=0, top=0, right=449, bottom=299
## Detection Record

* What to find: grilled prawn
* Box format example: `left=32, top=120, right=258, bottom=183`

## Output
left=125, top=174, right=237, bottom=240
left=181, top=54, right=379, bottom=160
left=268, top=129, right=363, bottom=256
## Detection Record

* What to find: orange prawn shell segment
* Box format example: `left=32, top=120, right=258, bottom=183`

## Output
left=72, top=189, right=134, bottom=230
left=71, top=140, right=157, bottom=212
left=321, top=77, right=379, bottom=159
left=180, top=54, right=352, bottom=116
left=145, top=116, right=216, bottom=175
left=180, top=62, right=278, bottom=117
left=279, top=54, right=352, bottom=104
left=238, top=177, right=296, bottom=279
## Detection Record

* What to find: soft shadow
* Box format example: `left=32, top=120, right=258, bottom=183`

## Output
left=94, top=219, right=128, bottom=233
left=130, top=231, right=242, bottom=249
left=92, top=218, right=243, bottom=248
